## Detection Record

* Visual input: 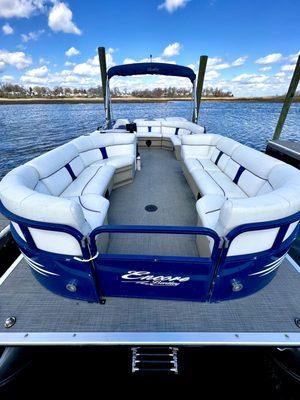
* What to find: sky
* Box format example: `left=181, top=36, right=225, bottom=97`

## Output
left=0, top=0, right=299, bottom=96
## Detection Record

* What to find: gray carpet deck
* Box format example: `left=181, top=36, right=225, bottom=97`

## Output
left=0, top=258, right=300, bottom=334
left=107, top=149, right=198, bottom=257
left=0, top=215, right=8, bottom=231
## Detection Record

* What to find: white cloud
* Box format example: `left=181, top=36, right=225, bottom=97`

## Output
left=255, top=53, right=282, bottom=64
left=39, top=57, right=50, bottom=65
left=207, top=57, right=222, bottom=67
left=0, top=49, right=32, bottom=69
left=123, top=58, right=137, bottom=65
left=0, top=0, right=45, bottom=18
left=214, top=63, right=230, bottom=70
left=288, top=51, right=299, bottom=63
left=48, top=2, right=81, bottom=35
left=206, top=55, right=247, bottom=71
left=123, top=56, right=176, bottom=65
left=21, top=29, right=44, bottom=42
left=275, top=72, right=285, bottom=77
left=25, top=65, right=48, bottom=77
left=162, top=42, right=182, bottom=57
left=259, top=66, right=272, bottom=72
left=187, top=63, right=196, bottom=71
left=65, top=46, right=80, bottom=57
left=65, top=61, right=75, bottom=67
left=205, top=70, right=220, bottom=81
left=0, top=61, right=5, bottom=71
left=72, top=51, right=116, bottom=77
left=158, top=0, right=189, bottom=13
left=2, top=23, right=14, bottom=35
left=73, top=62, right=97, bottom=76
left=281, top=64, right=295, bottom=72
left=232, top=73, right=269, bottom=84
left=231, top=56, right=248, bottom=66
left=1, top=75, right=14, bottom=82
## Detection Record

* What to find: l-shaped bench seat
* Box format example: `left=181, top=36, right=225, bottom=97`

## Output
left=0, top=132, right=136, bottom=256
left=181, top=134, right=300, bottom=257
left=113, top=117, right=205, bottom=160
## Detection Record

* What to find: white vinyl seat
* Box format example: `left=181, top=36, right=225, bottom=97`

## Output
left=181, top=134, right=300, bottom=256
left=0, top=133, right=136, bottom=256
left=133, top=118, right=205, bottom=159
left=70, top=194, right=110, bottom=230
left=92, top=155, right=135, bottom=169
left=61, top=164, right=116, bottom=198
left=191, top=169, right=248, bottom=199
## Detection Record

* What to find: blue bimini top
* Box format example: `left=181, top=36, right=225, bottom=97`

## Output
left=107, top=62, right=196, bottom=83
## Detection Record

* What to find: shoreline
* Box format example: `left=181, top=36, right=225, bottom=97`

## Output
left=0, top=96, right=299, bottom=105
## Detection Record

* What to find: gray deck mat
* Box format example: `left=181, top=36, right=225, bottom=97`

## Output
left=107, top=149, right=198, bottom=256
left=0, top=258, right=300, bottom=333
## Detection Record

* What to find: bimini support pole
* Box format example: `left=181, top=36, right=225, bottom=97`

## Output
left=98, top=46, right=111, bottom=128
left=194, top=55, right=208, bottom=123
left=272, top=55, right=300, bottom=140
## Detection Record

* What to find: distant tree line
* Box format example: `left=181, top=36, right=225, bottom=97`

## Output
left=0, top=83, right=234, bottom=98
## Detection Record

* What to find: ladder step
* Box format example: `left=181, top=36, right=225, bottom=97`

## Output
left=131, top=347, right=178, bottom=374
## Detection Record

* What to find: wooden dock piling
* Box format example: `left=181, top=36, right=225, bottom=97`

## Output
left=272, top=55, right=300, bottom=140
left=194, top=55, right=208, bottom=123
left=98, top=46, right=111, bottom=125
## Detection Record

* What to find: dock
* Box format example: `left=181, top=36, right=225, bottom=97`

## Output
left=266, top=140, right=300, bottom=168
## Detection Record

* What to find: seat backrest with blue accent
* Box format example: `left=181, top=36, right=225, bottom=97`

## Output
left=0, top=133, right=136, bottom=256
left=181, top=134, right=300, bottom=256
left=133, top=118, right=205, bottom=137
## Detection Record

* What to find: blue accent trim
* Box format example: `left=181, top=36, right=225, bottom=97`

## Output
left=107, top=62, right=196, bottom=83
left=148, top=126, right=152, bottom=133
left=175, top=127, right=179, bottom=135
left=0, top=201, right=88, bottom=258
left=272, top=224, right=290, bottom=250
left=18, top=222, right=37, bottom=249
left=214, top=151, right=223, bottom=165
left=1, top=198, right=299, bottom=303
left=233, top=166, right=245, bottom=184
left=99, top=147, right=108, bottom=159
left=89, top=224, right=221, bottom=258
left=65, top=163, right=76, bottom=181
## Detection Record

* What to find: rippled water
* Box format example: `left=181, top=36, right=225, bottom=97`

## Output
left=0, top=101, right=299, bottom=178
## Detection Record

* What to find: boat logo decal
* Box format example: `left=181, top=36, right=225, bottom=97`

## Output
left=248, top=254, right=286, bottom=277
left=22, top=253, right=60, bottom=277
left=121, top=271, right=190, bottom=287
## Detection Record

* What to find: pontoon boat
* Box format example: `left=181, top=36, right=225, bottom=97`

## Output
left=0, top=60, right=299, bottom=305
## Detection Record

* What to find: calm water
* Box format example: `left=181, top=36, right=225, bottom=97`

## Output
left=0, top=101, right=299, bottom=178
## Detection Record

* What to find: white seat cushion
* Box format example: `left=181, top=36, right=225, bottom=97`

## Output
left=170, top=136, right=181, bottom=146
left=184, top=158, right=204, bottom=173
left=73, top=194, right=109, bottom=230
left=196, top=195, right=226, bottom=229
left=92, top=155, right=135, bottom=169
left=135, top=131, right=162, bottom=138
left=61, top=164, right=115, bottom=198
left=192, top=158, right=219, bottom=172
left=191, top=169, right=247, bottom=199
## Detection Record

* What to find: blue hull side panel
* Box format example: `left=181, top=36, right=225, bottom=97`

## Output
left=94, top=255, right=214, bottom=302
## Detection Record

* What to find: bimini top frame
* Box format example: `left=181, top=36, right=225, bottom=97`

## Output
left=98, top=46, right=205, bottom=128
left=104, top=62, right=197, bottom=128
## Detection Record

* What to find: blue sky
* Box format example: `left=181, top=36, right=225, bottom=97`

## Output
left=0, top=0, right=299, bottom=96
